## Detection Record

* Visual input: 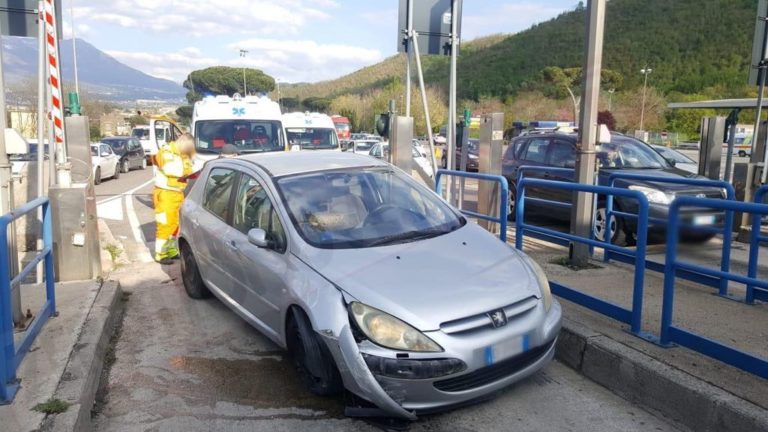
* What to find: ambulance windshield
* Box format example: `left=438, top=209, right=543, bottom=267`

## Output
left=194, top=120, right=285, bottom=154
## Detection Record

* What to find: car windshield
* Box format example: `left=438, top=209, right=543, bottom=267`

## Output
left=596, top=138, right=669, bottom=169
left=195, top=120, right=285, bottom=154
left=286, top=128, right=340, bottom=150
left=334, top=123, right=350, bottom=132
left=102, top=139, right=126, bottom=151
left=655, top=147, right=695, bottom=164
left=276, top=167, right=465, bottom=249
left=132, top=128, right=149, bottom=139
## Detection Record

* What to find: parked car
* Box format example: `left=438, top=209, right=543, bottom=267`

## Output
left=179, top=152, right=561, bottom=419
left=503, top=132, right=726, bottom=244
left=90, top=143, right=119, bottom=184
left=442, top=138, right=479, bottom=171
left=101, top=136, right=147, bottom=173
left=369, top=142, right=434, bottom=178
left=347, top=139, right=380, bottom=154
left=652, top=145, right=698, bottom=174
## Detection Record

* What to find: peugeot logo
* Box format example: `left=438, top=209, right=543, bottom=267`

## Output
left=488, top=309, right=508, bottom=328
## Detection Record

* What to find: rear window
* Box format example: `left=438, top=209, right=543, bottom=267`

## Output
left=522, top=138, right=550, bottom=163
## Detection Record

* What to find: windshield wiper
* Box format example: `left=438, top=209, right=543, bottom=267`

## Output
left=366, top=227, right=451, bottom=247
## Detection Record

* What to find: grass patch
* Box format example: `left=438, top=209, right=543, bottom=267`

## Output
left=549, top=256, right=603, bottom=271
left=32, top=398, right=70, bottom=414
left=103, top=244, right=123, bottom=264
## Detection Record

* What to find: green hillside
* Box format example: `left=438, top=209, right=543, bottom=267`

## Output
left=284, top=0, right=758, bottom=135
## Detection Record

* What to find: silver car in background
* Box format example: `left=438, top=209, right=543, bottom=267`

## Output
left=178, top=152, right=561, bottom=420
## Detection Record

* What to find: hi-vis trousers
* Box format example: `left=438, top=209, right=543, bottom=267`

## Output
left=153, top=188, right=184, bottom=260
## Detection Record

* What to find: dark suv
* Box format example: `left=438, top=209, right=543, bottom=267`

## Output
left=502, top=132, right=726, bottom=244
left=102, top=137, right=147, bottom=173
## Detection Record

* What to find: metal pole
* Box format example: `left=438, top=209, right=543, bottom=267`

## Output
left=570, top=0, right=606, bottom=267
left=411, top=31, right=438, bottom=177
left=446, top=0, right=459, bottom=204
left=640, top=68, right=650, bottom=131
left=405, top=0, right=413, bottom=117
left=70, top=0, right=79, bottom=95
left=751, top=66, right=766, bottom=163
left=724, top=109, right=739, bottom=184
left=37, top=1, right=46, bottom=284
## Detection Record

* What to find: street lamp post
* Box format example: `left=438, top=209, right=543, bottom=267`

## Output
left=607, top=88, right=615, bottom=111
left=639, top=67, right=652, bottom=131
left=239, top=49, right=248, bottom=95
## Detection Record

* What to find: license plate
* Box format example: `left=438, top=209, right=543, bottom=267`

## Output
left=693, top=215, right=716, bottom=226
left=484, top=334, right=529, bottom=365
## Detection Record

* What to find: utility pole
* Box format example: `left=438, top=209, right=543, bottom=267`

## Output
left=70, top=0, right=79, bottom=95
left=239, top=49, right=248, bottom=95
left=640, top=67, right=652, bottom=131
left=570, top=0, right=606, bottom=267
left=404, top=0, right=413, bottom=117
left=607, top=88, right=615, bottom=111
left=446, top=0, right=459, bottom=204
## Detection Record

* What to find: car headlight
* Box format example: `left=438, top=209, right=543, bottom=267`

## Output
left=518, top=252, right=552, bottom=312
left=628, top=185, right=674, bottom=205
left=350, top=302, right=442, bottom=352
left=468, top=154, right=478, bottom=160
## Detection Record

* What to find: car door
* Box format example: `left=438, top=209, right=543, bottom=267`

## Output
left=194, top=167, right=239, bottom=296
left=226, top=172, right=289, bottom=336
left=101, top=144, right=117, bottom=177
left=517, top=137, right=551, bottom=204
left=545, top=139, right=577, bottom=214
left=127, top=138, right=139, bottom=167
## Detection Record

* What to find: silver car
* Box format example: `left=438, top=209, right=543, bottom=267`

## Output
left=178, top=152, right=562, bottom=420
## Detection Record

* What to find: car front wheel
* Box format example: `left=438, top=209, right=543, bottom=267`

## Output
left=113, top=164, right=121, bottom=179
left=94, top=167, right=101, bottom=185
left=286, top=309, right=342, bottom=396
left=180, top=242, right=211, bottom=299
left=140, top=158, right=147, bottom=170
left=593, top=204, right=627, bottom=245
left=121, top=160, right=130, bottom=173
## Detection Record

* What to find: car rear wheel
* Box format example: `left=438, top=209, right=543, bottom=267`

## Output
left=94, top=167, right=102, bottom=185
left=121, top=160, right=130, bottom=173
left=593, top=204, right=627, bottom=245
left=286, top=308, right=342, bottom=396
left=507, top=187, right=517, bottom=222
left=180, top=242, right=211, bottom=299
left=113, top=164, right=121, bottom=180
left=140, top=158, right=147, bottom=170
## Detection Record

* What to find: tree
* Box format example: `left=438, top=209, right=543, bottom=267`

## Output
left=127, top=114, right=148, bottom=127
left=597, top=111, right=617, bottom=130
left=182, top=66, right=276, bottom=104
left=281, top=97, right=300, bottom=110
left=302, top=97, right=332, bottom=112
left=539, top=67, right=623, bottom=126
left=175, top=105, right=193, bottom=125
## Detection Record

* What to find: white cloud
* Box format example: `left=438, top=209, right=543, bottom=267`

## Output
left=73, top=0, right=334, bottom=36
left=106, top=38, right=383, bottom=84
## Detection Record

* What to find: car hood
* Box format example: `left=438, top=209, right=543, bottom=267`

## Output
left=599, top=167, right=722, bottom=194
left=297, top=223, right=540, bottom=331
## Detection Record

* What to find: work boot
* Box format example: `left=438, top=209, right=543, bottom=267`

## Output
left=154, top=254, right=175, bottom=265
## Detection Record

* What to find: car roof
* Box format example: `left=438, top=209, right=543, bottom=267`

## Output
left=236, top=151, right=388, bottom=177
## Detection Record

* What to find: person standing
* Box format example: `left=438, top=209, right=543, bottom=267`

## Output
left=153, top=133, right=195, bottom=264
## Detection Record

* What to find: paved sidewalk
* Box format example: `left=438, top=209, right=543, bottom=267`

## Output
left=0, top=280, right=102, bottom=432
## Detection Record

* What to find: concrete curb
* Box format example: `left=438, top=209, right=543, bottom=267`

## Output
left=97, top=219, right=130, bottom=275
left=555, top=318, right=768, bottom=432
left=43, top=280, right=123, bottom=432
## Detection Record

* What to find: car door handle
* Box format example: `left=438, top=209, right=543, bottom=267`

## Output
left=227, top=240, right=238, bottom=251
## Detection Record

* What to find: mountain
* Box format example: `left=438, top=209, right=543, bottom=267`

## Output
left=2, top=37, right=185, bottom=101
left=285, top=0, right=756, bottom=101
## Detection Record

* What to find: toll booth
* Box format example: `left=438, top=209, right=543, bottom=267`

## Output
left=698, top=116, right=725, bottom=180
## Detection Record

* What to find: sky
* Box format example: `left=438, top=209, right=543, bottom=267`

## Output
left=65, top=0, right=578, bottom=85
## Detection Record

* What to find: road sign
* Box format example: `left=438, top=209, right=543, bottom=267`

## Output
left=749, top=0, right=768, bottom=86
left=0, top=0, right=61, bottom=38
left=398, top=0, right=462, bottom=56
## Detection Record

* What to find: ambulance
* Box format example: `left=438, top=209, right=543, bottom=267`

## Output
left=191, top=93, right=286, bottom=162
left=282, top=112, right=342, bottom=151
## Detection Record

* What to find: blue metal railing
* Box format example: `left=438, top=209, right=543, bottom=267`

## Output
left=661, top=196, right=768, bottom=379
left=0, top=197, right=56, bottom=403
left=435, top=170, right=509, bottom=242
left=515, top=178, right=650, bottom=335
left=606, top=173, right=736, bottom=297
left=513, top=166, right=577, bottom=247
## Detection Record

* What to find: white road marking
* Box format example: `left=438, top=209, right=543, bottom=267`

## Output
left=96, top=178, right=154, bottom=205
left=125, top=192, right=154, bottom=263
left=96, top=197, right=124, bottom=221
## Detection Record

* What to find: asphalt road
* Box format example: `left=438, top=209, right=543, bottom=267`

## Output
left=91, top=165, right=683, bottom=432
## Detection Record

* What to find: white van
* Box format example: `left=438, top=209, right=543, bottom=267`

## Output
left=191, top=93, right=286, bottom=162
left=282, top=112, right=341, bottom=151
left=132, top=116, right=183, bottom=162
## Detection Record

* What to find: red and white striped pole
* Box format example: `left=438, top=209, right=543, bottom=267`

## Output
left=43, top=0, right=70, bottom=186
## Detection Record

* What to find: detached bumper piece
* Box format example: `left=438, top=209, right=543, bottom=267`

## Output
left=363, top=354, right=467, bottom=380
left=433, top=339, right=556, bottom=392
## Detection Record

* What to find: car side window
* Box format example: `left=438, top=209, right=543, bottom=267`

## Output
left=233, top=174, right=287, bottom=253
left=203, top=168, right=237, bottom=222
left=522, top=138, right=550, bottom=163
left=548, top=140, right=576, bottom=168
left=505, top=139, right=526, bottom=160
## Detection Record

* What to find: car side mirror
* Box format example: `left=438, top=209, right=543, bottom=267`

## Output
left=667, top=158, right=676, bottom=167
left=248, top=228, right=269, bottom=248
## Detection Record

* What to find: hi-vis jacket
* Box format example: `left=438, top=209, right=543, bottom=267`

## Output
left=154, top=141, right=194, bottom=192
